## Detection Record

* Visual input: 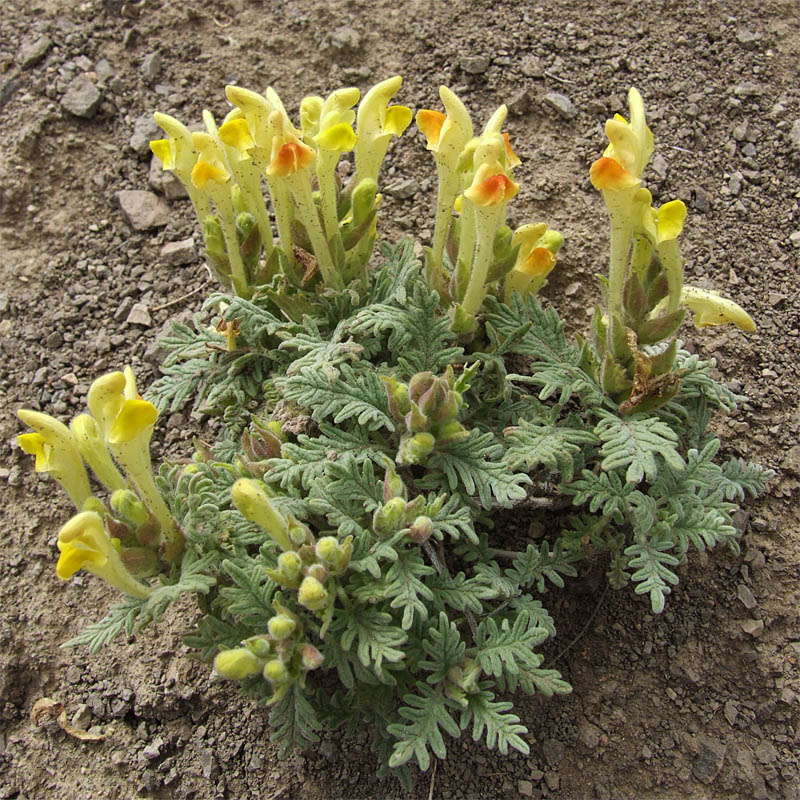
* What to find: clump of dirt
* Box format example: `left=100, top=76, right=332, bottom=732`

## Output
left=1, top=1, right=799, bottom=798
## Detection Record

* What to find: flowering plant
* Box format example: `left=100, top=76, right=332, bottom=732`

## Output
left=17, top=80, right=770, bottom=785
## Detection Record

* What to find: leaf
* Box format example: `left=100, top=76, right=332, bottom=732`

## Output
left=625, top=527, right=680, bottom=614
left=428, top=571, right=500, bottom=614
left=333, top=606, right=407, bottom=680
left=62, top=596, right=146, bottom=654
left=504, top=419, right=599, bottom=481
left=595, top=410, right=684, bottom=484
left=472, top=612, right=549, bottom=680
left=461, top=686, right=530, bottom=755
left=387, top=685, right=461, bottom=771
left=268, top=683, right=322, bottom=757
left=219, top=558, right=276, bottom=629
left=277, top=364, right=395, bottom=432
left=419, top=612, right=466, bottom=683
left=506, top=540, right=579, bottom=593
left=566, top=468, right=640, bottom=523
left=385, top=548, right=436, bottom=630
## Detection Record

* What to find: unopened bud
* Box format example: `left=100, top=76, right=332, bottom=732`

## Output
left=244, top=635, right=273, bottom=659
left=262, top=658, right=291, bottom=685
left=408, top=515, right=433, bottom=544
left=304, top=563, right=329, bottom=583
left=299, top=644, right=324, bottom=671
left=231, top=478, right=293, bottom=552
left=373, top=496, right=408, bottom=537
left=381, top=376, right=411, bottom=420
left=110, top=489, right=150, bottom=529
left=277, top=551, right=303, bottom=581
left=214, top=647, right=262, bottom=680
left=398, top=432, right=436, bottom=465
left=382, top=461, right=407, bottom=502
left=315, top=536, right=338, bottom=563
left=268, top=614, right=297, bottom=641
left=436, top=420, right=470, bottom=445
left=298, top=575, right=329, bottom=612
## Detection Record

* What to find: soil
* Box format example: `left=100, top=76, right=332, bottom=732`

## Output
left=2, top=0, right=799, bottom=798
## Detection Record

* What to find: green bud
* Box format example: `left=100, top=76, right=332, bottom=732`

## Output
left=435, top=420, right=470, bottom=446
left=382, top=460, right=407, bottom=502
left=263, top=658, right=291, bottom=685
left=398, top=432, right=436, bottom=466
left=315, top=536, right=338, bottom=564
left=267, top=614, right=297, bottom=641
left=244, top=635, right=273, bottom=659
left=304, top=563, right=329, bottom=583
left=405, top=402, right=429, bottom=434
left=288, top=517, right=313, bottom=547
left=298, top=575, right=329, bottom=612
left=299, top=644, right=324, bottom=671
left=351, top=178, right=379, bottom=226
left=373, top=496, right=408, bottom=537
left=110, top=489, right=150, bottom=529
left=214, top=648, right=262, bottom=680
left=81, top=496, right=107, bottom=516
left=277, top=551, right=303, bottom=581
left=408, top=515, right=433, bottom=544
left=381, top=376, right=411, bottom=420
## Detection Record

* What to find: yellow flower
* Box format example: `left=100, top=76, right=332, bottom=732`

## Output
left=56, top=511, right=152, bottom=598
left=464, top=163, right=519, bottom=207
left=640, top=198, right=687, bottom=244
left=678, top=287, right=756, bottom=331
left=355, top=76, right=413, bottom=183
left=231, top=478, right=294, bottom=552
left=266, top=111, right=316, bottom=178
left=17, top=409, right=91, bottom=508
left=69, top=414, right=126, bottom=492
left=314, top=87, right=360, bottom=152
left=504, top=224, right=564, bottom=302
left=416, top=86, right=474, bottom=172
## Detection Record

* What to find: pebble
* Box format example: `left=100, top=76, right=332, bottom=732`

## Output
left=741, top=618, right=764, bottom=637
left=461, top=55, right=491, bottom=74
left=724, top=699, right=738, bottom=726
left=651, top=152, right=668, bottom=179
left=789, top=231, right=800, bottom=248
left=330, top=26, right=361, bottom=53
left=693, top=736, right=727, bottom=783
left=384, top=178, right=420, bottom=199
left=789, top=119, right=800, bottom=151
left=141, top=52, right=162, bottom=83
left=71, top=704, right=92, bottom=730
left=45, top=331, right=63, bottom=349
left=161, top=238, right=196, bottom=265
left=61, top=76, right=103, bottom=118
left=518, top=779, right=533, bottom=797
left=18, top=35, right=52, bottom=69
left=578, top=719, right=602, bottom=749
left=94, top=329, right=111, bottom=353
left=736, top=28, right=760, bottom=50
left=95, top=58, right=115, bottom=85
left=520, top=55, right=545, bottom=77
left=542, top=92, right=577, bottom=120
left=755, top=741, right=777, bottom=764
left=508, top=89, right=531, bottom=116
left=691, top=186, right=712, bottom=213
left=733, top=82, right=766, bottom=98
left=728, top=172, right=743, bottom=195
left=142, top=736, right=164, bottom=760
left=542, top=738, right=565, bottom=766
left=116, top=190, right=171, bottom=230
left=737, top=584, right=757, bottom=609
left=130, top=114, right=161, bottom=156
left=148, top=155, right=188, bottom=200
left=126, top=303, right=152, bottom=327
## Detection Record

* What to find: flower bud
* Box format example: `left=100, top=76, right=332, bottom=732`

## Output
left=299, top=644, right=325, bottom=671
left=268, top=614, right=297, bottom=641
left=263, top=658, right=291, bottom=685
left=304, top=563, right=329, bottom=583
left=231, top=478, right=293, bottom=552
left=244, top=635, right=273, bottom=659
left=435, top=420, right=470, bottom=446
left=398, top=432, right=436, bottom=465
left=382, top=461, right=407, bottom=502
left=373, top=496, right=408, bottom=537
left=298, top=575, right=329, bottom=612
left=110, top=489, right=151, bottom=529
left=315, top=536, right=338, bottom=563
left=408, top=515, right=433, bottom=544
left=381, top=376, right=411, bottom=420
left=214, top=647, right=262, bottom=680
left=278, top=551, right=303, bottom=581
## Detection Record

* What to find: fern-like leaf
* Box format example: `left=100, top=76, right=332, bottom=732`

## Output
left=462, top=686, right=530, bottom=756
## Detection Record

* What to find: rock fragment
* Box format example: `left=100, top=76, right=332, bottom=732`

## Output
left=141, top=52, right=162, bottom=83
left=461, top=56, right=490, bottom=74
left=149, top=155, right=188, bottom=200
left=693, top=736, right=727, bottom=784
left=61, top=77, right=103, bottom=118
left=130, top=114, right=161, bottom=156
left=18, top=35, right=52, bottom=69
left=126, top=303, right=152, bottom=327
left=384, top=179, right=419, bottom=200
left=160, top=238, right=196, bottom=265
left=542, top=92, right=577, bottom=120
left=116, top=190, right=171, bottom=230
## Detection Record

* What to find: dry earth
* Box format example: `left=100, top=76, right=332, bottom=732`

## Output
left=1, top=0, right=800, bottom=798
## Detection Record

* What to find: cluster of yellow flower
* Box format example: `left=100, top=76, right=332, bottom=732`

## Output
left=17, top=368, right=182, bottom=598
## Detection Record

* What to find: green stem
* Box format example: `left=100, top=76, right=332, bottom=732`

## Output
left=317, top=150, right=342, bottom=246
left=287, top=172, right=342, bottom=289
left=428, top=166, right=461, bottom=297
left=460, top=206, right=500, bottom=317
left=659, top=239, right=684, bottom=314
left=605, top=214, right=633, bottom=356
left=266, top=177, right=295, bottom=269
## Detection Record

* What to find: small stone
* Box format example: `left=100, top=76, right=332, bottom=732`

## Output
left=61, top=77, right=103, bottom=119
left=161, top=238, right=196, bottom=265
left=71, top=704, right=92, bottom=730
left=741, top=618, right=764, bottom=637
left=508, top=90, right=531, bottom=116
left=197, top=747, right=218, bottom=779
left=651, top=153, right=668, bottom=179
left=126, top=303, right=152, bottom=327
left=545, top=772, right=560, bottom=791
left=728, top=172, right=743, bottom=195
left=384, top=178, right=420, bottom=200
left=116, top=190, right=171, bottom=230
left=45, top=331, right=63, bottom=349
left=789, top=120, right=800, bottom=151
left=94, top=329, right=111, bottom=353
left=693, top=736, right=727, bottom=784
left=691, top=187, right=712, bottom=213
left=95, top=58, right=115, bottom=84
left=564, top=281, right=580, bottom=297
left=737, top=584, right=757, bottom=609
left=331, top=26, right=361, bottom=51
left=142, top=736, right=164, bottom=760
left=130, top=114, right=161, bottom=156
left=783, top=444, right=800, bottom=475
left=734, top=82, right=766, bottom=98
left=724, top=700, right=739, bottom=726
left=736, top=29, right=760, bottom=50
left=141, top=52, right=162, bottom=83
left=461, top=55, right=491, bottom=74
left=520, top=56, right=545, bottom=77
left=18, top=35, right=52, bottom=69
left=542, top=92, right=577, bottom=120
left=518, top=779, right=533, bottom=797
left=790, top=231, right=800, bottom=248
left=755, top=741, right=777, bottom=764
left=148, top=155, right=188, bottom=200
left=579, top=720, right=602, bottom=749
left=542, top=738, right=565, bottom=766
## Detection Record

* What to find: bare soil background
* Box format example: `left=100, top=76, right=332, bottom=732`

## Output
left=1, top=1, right=799, bottom=798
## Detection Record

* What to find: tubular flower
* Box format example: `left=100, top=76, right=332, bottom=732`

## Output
left=150, top=112, right=210, bottom=220
left=638, top=197, right=688, bottom=312
left=231, top=478, right=294, bottom=553
left=416, top=86, right=473, bottom=173
left=675, top=287, right=756, bottom=331
left=56, top=511, right=152, bottom=598
left=464, top=162, right=519, bottom=207
left=70, top=414, right=127, bottom=493
left=17, top=410, right=91, bottom=509
left=87, top=368, right=181, bottom=558
left=222, top=85, right=276, bottom=169
left=504, top=224, right=564, bottom=302
left=354, top=75, right=413, bottom=184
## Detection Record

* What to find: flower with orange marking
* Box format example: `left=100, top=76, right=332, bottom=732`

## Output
left=464, top=164, right=519, bottom=207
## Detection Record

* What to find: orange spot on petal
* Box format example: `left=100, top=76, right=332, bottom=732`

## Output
left=518, top=247, right=555, bottom=277
left=416, top=109, right=446, bottom=149
left=269, top=141, right=315, bottom=177
left=503, top=133, right=521, bottom=167
left=466, top=172, right=519, bottom=206
left=589, top=156, right=640, bottom=191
